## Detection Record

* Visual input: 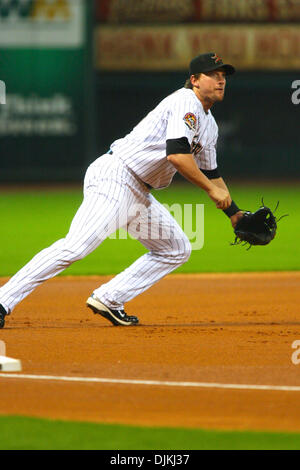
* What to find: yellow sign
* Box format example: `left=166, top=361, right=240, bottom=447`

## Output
left=0, top=0, right=84, bottom=47
left=31, top=0, right=71, bottom=20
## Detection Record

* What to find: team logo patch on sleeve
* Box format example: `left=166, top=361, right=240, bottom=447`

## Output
left=183, top=112, right=197, bottom=132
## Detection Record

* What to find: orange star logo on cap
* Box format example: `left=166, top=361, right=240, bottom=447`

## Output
left=212, top=53, right=222, bottom=64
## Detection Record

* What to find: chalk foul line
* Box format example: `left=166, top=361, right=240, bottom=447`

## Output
left=0, top=373, right=300, bottom=392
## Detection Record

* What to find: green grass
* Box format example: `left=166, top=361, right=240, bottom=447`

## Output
left=0, top=185, right=298, bottom=450
left=0, top=415, right=300, bottom=450
left=0, top=183, right=298, bottom=277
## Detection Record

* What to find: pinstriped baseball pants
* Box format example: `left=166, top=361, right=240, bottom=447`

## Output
left=0, top=154, right=191, bottom=314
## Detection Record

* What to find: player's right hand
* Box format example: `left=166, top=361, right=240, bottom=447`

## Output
left=208, top=186, right=232, bottom=210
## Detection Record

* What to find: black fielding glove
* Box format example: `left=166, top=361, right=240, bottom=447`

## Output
left=231, top=200, right=287, bottom=249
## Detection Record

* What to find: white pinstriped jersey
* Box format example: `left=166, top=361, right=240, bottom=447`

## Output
left=110, top=87, right=218, bottom=189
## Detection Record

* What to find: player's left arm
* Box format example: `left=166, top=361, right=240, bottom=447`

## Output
left=199, top=122, right=243, bottom=227
left=208, top=175, right=244, bottom=227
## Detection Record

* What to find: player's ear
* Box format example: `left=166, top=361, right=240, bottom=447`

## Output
left=190, top=73, right=201, bottom=88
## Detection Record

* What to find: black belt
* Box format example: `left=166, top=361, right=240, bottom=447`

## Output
left=107, top=150, right=153, bottom=191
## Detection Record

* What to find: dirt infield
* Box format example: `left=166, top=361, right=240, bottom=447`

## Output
left=1, top=272, right=300, bottom=432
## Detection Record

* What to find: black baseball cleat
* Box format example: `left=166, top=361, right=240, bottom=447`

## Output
left=0, top=304, right=7, bottom=329
left=86, top=294, right=139, bottom=326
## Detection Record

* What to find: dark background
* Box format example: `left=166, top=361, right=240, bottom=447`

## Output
left=96, top=70, right=299, bottom=180
left=0, top=0, right=299, bottom=182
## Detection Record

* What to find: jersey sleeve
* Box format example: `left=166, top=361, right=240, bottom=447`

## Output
left=198, top=121, right=219, bottom=170
left=165, top=93, right=198, bottom=145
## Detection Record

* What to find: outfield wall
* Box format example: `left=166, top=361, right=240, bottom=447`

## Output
left=0, top=0, right=95, bottom=183
left=95, top=71, right=299, bottom=180
left=1, top=69, right=297, bottom=182
left=0, top=0, right=299, bottom=182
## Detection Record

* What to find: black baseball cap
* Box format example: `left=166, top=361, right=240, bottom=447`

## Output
left=189, top=52, right=235, bottom=76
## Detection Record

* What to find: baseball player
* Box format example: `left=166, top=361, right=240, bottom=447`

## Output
left=0, top=52, right=244, bottom=329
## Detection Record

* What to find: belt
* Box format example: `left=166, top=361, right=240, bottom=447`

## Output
left=107, top=150, right=153, bottom=191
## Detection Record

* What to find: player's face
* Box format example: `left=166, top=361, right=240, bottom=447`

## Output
left=192, top=69, right=227, bottom=104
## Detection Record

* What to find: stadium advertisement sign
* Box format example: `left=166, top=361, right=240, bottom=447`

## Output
left=96, top=24, right=300, bottom=71
left=97, top=0, right=300, bottom=23
left=0, top=0, right=90, bottom=182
